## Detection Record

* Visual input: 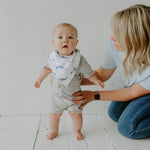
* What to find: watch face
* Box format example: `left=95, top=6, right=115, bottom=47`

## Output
left=95, top=93, right=100, bottom=100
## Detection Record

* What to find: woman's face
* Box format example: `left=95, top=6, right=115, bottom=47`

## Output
left=110, top=35, right=124, bottom=51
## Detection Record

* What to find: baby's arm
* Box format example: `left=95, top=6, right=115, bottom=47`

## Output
left=34, top=67, right=52, bottom=88
left=88, top=71, right=104, bottom=88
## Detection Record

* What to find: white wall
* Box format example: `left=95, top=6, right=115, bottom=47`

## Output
left=0, top=0, right=150, bottom=115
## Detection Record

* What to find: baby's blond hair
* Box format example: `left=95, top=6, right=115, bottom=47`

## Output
left=111, top=4, right=150, bottom=77
left=53, top=23, right=78, bottom=39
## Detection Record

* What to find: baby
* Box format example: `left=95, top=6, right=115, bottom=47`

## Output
left=34, top=23, right=104, bottom=140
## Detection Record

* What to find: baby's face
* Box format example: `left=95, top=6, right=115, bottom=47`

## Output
left=52, top=26, right=78, bottom=56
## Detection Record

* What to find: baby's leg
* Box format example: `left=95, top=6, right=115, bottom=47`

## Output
left=46, top=113, right=62, bottom=140
left=68, top=111, right=84, bottom=140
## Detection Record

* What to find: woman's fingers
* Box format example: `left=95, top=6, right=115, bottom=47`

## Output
left=75, top=98, right=86, bottom=104
left=73, top=91, right=95, bottom=101
left=73, top=91, right=96, bottom=110
left=79, top=101, right=88, bottom=110
left=73, top=91, right=83, bottom=96
left=73, top=95, right=83, bottom=101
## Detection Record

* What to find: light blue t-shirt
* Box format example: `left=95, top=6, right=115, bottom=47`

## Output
left=101, top=40, right=150, bottom=90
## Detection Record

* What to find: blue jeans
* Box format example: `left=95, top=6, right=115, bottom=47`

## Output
left=108, top=94, right=150, bottom=139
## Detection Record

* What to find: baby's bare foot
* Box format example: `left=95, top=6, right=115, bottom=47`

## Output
left=46, top=132, right=58, bottom=140
left=75, top=131, right=84, bottom=141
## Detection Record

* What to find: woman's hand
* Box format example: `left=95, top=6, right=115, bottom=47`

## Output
left=73, top=91, right=96, bottom=109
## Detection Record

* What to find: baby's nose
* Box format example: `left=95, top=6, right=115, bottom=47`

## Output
left=63, top=38, right=68, bottom=43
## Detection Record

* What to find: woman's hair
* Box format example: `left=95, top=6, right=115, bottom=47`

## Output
left=111, top=4, right=150, bottom=77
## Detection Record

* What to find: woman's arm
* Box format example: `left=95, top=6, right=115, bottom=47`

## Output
left=73, top=82, right=150, bottom=109
left=81, top=66, right=116, bottom=85
left=100, top=83, right=150, bottom=101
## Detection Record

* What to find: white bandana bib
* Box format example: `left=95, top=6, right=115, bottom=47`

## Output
left=49, top=49, right=81, bottom=86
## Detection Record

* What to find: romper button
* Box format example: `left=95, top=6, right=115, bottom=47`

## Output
left=58, top=85, right=61, bottom=88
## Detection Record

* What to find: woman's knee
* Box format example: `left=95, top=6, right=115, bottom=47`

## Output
left=117, top=119, right=139, bottom=139
left=117, top=94, right=150, bottom=139
left=108, top=107, right=119, bottom=122
left=108, top=101, right=130, bottom=122
left=108, top=102, right=120, bottom=122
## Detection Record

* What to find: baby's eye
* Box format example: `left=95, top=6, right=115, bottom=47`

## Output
left=58, top=36, right=63, bottom=39
left=68, top=36, right=73, bottom=39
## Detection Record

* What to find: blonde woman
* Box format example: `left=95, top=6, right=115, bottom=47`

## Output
left=73, top=4, right=150, bottom=139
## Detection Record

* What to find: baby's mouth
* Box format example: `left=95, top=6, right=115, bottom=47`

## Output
left=63, top=45, right=68, bottom=48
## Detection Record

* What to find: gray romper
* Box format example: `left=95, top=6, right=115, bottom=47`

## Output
left=47, top=55, right=93, bottom=114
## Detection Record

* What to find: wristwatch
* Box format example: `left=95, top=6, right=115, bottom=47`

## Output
left=94, top=91, right=100, bottom=100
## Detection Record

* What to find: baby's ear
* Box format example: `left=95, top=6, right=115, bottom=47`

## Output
left=52, top=40, right=55, bottom=46
left=76, top=40, right=78, bottom=45
left=52, top=40, right=57, bottom=49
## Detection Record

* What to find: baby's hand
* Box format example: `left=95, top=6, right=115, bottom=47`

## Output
left=34, top=79, right=42, bottom=88
left=94, top=80, right=104, bottom=88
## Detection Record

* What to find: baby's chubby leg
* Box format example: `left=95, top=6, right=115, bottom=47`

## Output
left=68, top=111, right=84, bottom=140
left=46, top=113, right=62, bottom=140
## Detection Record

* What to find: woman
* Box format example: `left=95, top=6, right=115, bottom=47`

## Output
left=73, top=4, right=150, bottom=139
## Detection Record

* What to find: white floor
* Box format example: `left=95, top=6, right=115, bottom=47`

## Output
left=0, top=111, right=150, bottom=150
